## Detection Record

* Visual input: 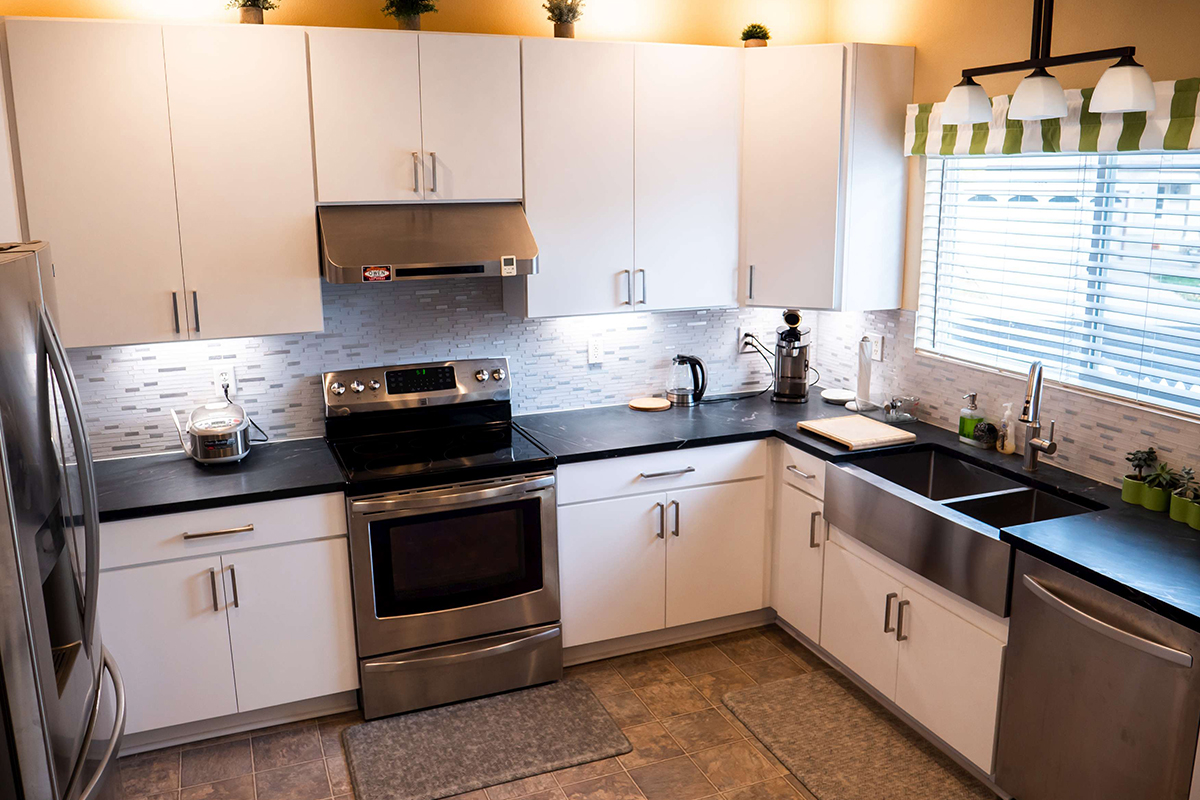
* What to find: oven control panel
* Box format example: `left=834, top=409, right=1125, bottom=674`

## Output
left=323, top=358, right=511, bottom=416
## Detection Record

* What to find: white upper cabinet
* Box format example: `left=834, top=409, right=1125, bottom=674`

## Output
left=6, top=19, right=187, bottom=348
left=635, top=43, right=741, bottom=312
left=163, top=24, right=322, bottom=341
left=507, top=39, right=636, bottom=319
left=309, top=28, right=424, bottom=203
left=419, top=33, right=523, bottom=202
left=743, top=43, right=914, bottom=312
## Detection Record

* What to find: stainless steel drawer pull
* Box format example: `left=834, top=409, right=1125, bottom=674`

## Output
left=430, top=152, right=438, bottom=193
left=228, top=564, right=240, bottom=609
left=622, top=270, right=633, bottom=305
left=787, top=465, right=815, bottom=480
left=896, top=599, right=910, bottom=641
left=208, top=568, right=219, bottom=612
left=636, top=269, right=647, bottom=305
left=192, top=291, right=201, bottom=334
left=669, top=500, right=680, bottom=537
left=412, top=152, right=420, bottom=192
left=884, top=592, right=898, bottom=633
left=654, top=502, right=666, bottom=539
left=1023, top=575, right=1192, bottom=667
left=639, top=467, right=696, bottom=479
left=809, top=511, right=822, bottom=548
left=749, top=265, right=755, bottom=300
left=183, top=524, right=254, bottom=541
left=171, top=292, right=181, bottom=335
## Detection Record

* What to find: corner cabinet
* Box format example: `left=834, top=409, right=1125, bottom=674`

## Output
left=742, top=43, right=914, bottom=312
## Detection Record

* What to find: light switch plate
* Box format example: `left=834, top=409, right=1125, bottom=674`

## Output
left=213, top=366, right=237, bottom=398
left=865, top=333, right=884, bottom=362
left=587, top=337, right=603, bottom=365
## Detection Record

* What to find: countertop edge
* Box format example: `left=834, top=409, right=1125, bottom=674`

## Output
left=98, top=481, right=348, bottom=524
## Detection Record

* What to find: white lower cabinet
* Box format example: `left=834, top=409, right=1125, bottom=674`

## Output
left=100, top=556, right=239, bottom=735
left=773, top=483, right=825, bottom=642
left=820, top=538, right=1005, bottom=774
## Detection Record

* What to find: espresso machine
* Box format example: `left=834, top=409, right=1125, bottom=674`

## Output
left=772, top=309, right=813, bottom=404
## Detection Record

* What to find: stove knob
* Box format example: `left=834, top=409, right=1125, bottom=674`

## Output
left=350, top=380, right=365, bottom=393
left=368, top=379, right=381, bottom=391
left=475, top=369, right=490, bottom=382
left=492, top=368, right=506, bottom=382
left=330, top=382, right=347, bottom=396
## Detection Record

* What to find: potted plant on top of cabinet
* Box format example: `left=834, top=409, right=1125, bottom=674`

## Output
left=1172, top=467, right=1200, bottom=526
left=1123, top=447, right=1157, bottom=504
left=227, top=0, right=278, bottom=24
left=1142, top=462, right=1178, bottom=513
left=383, top=0, right=437, bottom=31
left=544, top=0, right=584, bottom=38
left=742, top=24, right=771, bottom=48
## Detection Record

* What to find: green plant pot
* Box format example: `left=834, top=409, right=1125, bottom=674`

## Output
left=1171, top=493, right=1194, bottom=523
left=1142, top=486, right=1171, bottom=512
left=1121, top=476, right=1145, bottom=504
left=1191, top=501, right=1200, bottom=531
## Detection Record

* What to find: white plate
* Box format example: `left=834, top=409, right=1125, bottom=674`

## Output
left=821, top=388, right=856, bottom=405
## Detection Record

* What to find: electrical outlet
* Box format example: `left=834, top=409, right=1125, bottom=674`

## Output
left=213, top=366, right=237, bottom=398
left=587, top=337, right=603, bottom=365
left=865, top=333, right=884, bottom=362
left=738, top=327, right=763, bottom=355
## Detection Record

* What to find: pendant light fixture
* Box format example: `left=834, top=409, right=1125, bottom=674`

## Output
left=948, top=0, right=1153, bottom=123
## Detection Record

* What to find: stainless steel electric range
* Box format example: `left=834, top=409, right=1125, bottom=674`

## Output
left=322, top=357, right=561, bottom=720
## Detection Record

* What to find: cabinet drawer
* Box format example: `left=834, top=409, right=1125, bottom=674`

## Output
left=557, top=441, right=767, bottom=505
left=780, top=443, right=826, bottom=498
left=100, top=493, right=347, bottom=570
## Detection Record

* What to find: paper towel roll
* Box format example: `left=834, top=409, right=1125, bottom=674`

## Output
left=856, top=336, right=873, bottom=408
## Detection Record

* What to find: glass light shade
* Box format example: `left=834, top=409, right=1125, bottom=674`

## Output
left=942, top=80, right=993, bottom=125
left=1090, top=63, right=1156, bottom=113
left=1009, top=70, right=1068, bottom=121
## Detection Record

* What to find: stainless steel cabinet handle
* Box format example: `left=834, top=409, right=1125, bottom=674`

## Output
left=639, top=467, right=696, bottom=479
left=621, top=270, right=633, bottom=305
left=1023, top=575, right=1192, bottom=667
left=669, top=500, right=680, bottom=537
left=654, top=502, right=666, bottom=539
left=749, top=264, right=755, bottom=300
left=208, top=568, right=219, bottom=612
left=896, top=599, right=910, bottom=641
left=412, top=152, right=420, bottom=192
left=430, top=152, right=438, bottom=193
left=171, top=292, right=181, bottom=335
left=787, top=465, right=815, bottom=480
left=228, top=565, right=240, bottom=609
left=884, top=592, right=898, bottom=633
left=809, top=511, right=822, bottom=548
left=192, top=291, right=201, bottom=334
left=636, top=269, right=647, bottom=305
left=183, top=524, right=254, bottom=541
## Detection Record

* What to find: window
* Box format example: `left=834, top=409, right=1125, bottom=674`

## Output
left=918, top=152, right=1200, bottom=415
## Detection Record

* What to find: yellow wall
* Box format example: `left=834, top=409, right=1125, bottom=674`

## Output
left=0, top=0, right=828, bottom=46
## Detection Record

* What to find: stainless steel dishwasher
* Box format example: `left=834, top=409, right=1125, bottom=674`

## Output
left=995, top=551, right=1200, bottom=799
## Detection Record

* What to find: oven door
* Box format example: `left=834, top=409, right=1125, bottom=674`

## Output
left=348, top=473, right=559, bottom=657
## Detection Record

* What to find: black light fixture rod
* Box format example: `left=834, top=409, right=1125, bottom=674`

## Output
left=1030, top=0, right=1044, bottom=61
left=1040, top=0, right=1055, bottom=59
left=961, top=46, right=1136, bottom=79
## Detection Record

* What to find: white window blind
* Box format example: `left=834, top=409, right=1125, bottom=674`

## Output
left=918, top=152, right=1200, bottom=415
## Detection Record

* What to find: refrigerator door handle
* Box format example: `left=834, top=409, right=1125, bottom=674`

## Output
left=63, top=648, right=127, bottom=800
left=41, top=309, right=101, bottom=657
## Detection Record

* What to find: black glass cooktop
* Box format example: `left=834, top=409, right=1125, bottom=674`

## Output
left=330, top=422, right=554, bottom=493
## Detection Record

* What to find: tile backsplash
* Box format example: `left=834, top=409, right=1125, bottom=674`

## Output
left=70, top=280, right=1200, bottom=488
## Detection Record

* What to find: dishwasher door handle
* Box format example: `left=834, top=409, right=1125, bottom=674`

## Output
left=1023, top=575, right=1193, bottom=668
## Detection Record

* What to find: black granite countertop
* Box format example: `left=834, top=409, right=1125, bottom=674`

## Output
left=96, top=438, right=345, bottom=523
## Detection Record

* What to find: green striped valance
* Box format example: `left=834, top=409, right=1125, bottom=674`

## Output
left=905, top=77, right=1200, bottom=156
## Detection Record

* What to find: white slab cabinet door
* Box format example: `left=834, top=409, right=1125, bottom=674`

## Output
left=99, top=557, right=238, bottom=734
left=558, top=495, right=667, bottom=647
left=223, top=539, right=359, bottom=713
left=634, top=44, right=741, bottom=312
left=820, top=540, right=901, bottom=696
left=419, top=33, right=523, bottom=202
left=774, top=483, right=825, bottom=642
left=665, top=480, right=767, bottom=628
left=511, top=39, right=635, bottom=318
left=894, top=587, right=1006, bottom=773
left=5, top=19, right=187, bottom=348
left=163, top=24, right=322, bottom=340
left=308, top=28, right=424, bottom=203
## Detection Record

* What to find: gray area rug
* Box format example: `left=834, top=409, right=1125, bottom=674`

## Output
left=724, top=671, right=995, bottom=800
left=343, top=680, right=632, bottom=800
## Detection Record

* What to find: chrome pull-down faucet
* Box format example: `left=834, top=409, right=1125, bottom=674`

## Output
left=1020, top=360, right=1058, bottom=471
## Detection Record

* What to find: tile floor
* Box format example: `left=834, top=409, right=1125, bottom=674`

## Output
left=118, top=625, right=831, bottom=800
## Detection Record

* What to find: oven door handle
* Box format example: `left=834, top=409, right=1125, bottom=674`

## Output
left=351, top=475, right=555, bottom=515
left=362, top=627, right=561, bottom=673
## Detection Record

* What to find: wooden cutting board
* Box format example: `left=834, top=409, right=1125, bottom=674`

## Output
left=797, top=415, right=916, bottom=450
left=629, top=397, right=672, bottom=412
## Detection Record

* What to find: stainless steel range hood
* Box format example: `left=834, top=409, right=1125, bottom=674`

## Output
left=318, top=203, right=539, bottom=284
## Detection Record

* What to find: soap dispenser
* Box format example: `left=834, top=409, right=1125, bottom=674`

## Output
left=996, top=402, right=1017, bottom=454
left=959, top=393, right=984, bottom=447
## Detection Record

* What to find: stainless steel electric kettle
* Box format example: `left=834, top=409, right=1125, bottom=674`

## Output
left=666, top=355, right=708, bottom=407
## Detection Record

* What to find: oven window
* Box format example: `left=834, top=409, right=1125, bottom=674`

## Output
left=369, top=497, right=544, bottom=617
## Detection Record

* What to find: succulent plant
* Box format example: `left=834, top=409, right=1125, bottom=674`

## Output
left=1176, top=466, right=1197, bottom=500
left=382, top=0, right=437, bottom=19
left=741, top=23, right=771, bottom=42
left=544, top=0, right=584, bottom=24
left=1144, top=462, right=1180, bottom=492
left=1125, top=447, right=1158, bottom=480
left=227, top=0, right=279, bottom=8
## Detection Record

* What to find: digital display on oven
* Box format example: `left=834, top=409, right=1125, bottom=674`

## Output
left=385, top=366, right=457, bottom=395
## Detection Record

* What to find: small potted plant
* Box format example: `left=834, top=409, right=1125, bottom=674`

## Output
left=227, top=0, right=278, bottom=24
left=383, top=0, right=437, bottom=31
left=544, top=0, right=584, bottom=39
left=1172, top=466, right=1197, bottom=523
left=1142, top=462, right=1178, bottom=513
left=741, top=24, right=771, bottom=48
left=1123, top=447, right=1157, bottom=504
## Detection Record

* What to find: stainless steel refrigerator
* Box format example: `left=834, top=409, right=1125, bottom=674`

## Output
left=0, top=241, right=125, bottom=800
